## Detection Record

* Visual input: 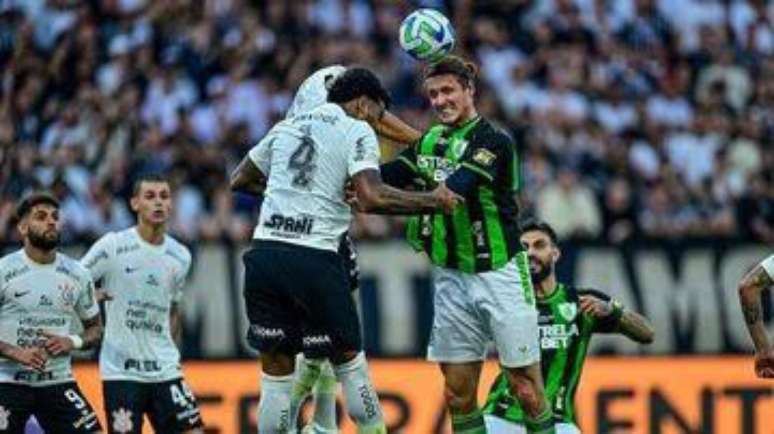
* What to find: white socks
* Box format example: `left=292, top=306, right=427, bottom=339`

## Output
left=333, top=352, right=386, bottom=433
left=259, top=373, right=294, bottom=433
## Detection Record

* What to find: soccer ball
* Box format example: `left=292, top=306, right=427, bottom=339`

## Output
left=399, top=9, right=455, bottom=61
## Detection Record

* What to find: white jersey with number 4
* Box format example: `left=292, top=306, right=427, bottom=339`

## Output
left=249, top=102, right=381, bottom=251
left=286, top=65, right=346, bottom=118
left=0, top=250, right=99, bottom=386
left=80, top=227, right=191, bottom=382
left=762, top=254, right=774, bottom=280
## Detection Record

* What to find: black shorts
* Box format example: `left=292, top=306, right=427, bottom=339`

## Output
left=103, top=378, right=203, bottom=434
left=243, top=240, right=363, bottom=359
left=338, top=232, right=360, bottom=292
left=0, top=382, right=101, bottom=433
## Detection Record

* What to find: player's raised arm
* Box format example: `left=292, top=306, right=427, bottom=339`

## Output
left=738, top=256, right=774, bottom=378
left=372, top=110, right=422, bottom=146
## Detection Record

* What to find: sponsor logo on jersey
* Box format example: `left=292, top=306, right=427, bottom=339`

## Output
left=112, top=408, right=134, bottom=433
left=124, top=358, right=161, bottom=372
left=539, top=323, right=580, bottom=350
left=417, top=155, right=459, bottom=182
left=353, top=136, right=368, bottom=161
left=55, top=265, right=74, bottom=278
left=146, top=274, right=160, bottom=287
left=117, top=243, right=140, bottom=255
left=39, top=295, right=54, bottom=307
left=249, top=325, right=286, bottom=339
left=14, top=370, right=54, bottom=382
left=558, top=302, right=578, bottom=322
left=263, top=214, right=314, bottom=236
left=83, top=249, right=108, bottom=269
left=3, top=265, right=30, bottom=283
left=472, top=148, right=496, bottom=166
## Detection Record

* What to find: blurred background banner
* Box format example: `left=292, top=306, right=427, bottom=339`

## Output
left=73, top=357, right=774, bottom=434
left=3, top=240, right=764, bottom=359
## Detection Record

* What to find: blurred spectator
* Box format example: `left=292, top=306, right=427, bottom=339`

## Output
left=537, top=167, right=602, bottom=239
left=0, top=0, right=770, bottom=245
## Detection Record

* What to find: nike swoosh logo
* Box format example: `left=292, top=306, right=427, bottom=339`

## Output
left=125, top=266, right=139, bottom=273
left=14, top=291, right=29, bottom=298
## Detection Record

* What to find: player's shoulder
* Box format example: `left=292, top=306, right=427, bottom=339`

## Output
left=0, top=249, right=25, bottom=271
left=163, top=235, right=192, bottom=267
left=471, top=118, right=514, bottom=147
left=56, top=252, right=94, bottom=285
left=760, top=254, right=774, bottom=278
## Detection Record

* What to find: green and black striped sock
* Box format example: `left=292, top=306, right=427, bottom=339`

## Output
left=451, top=408, right=487, bottom=434
left=524, top=405, right=555, bottom=434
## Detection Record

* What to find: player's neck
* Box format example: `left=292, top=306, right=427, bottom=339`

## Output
left=450, top=107, right=478, bottom=128
left=23, top=243, right=56, bottom=264
left=535, top=274, right=558, bottom=300
left=136, top=222, right=166, bottom=245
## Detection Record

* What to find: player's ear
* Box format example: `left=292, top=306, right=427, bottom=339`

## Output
left=552, top=245, right=561, bottom=263
left=16, top=218, right=28, bottom=238
left=129, top=196, right=140, bottom=213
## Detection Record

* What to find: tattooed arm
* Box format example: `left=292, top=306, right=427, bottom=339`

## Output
left=738, top=263, right=774, bottom=378
left=579, top=295, right=654, bottom=344
left=351, top=169, right=461, bottom=215
left=230, top=156, right=267, bottom=197
left=738, top=265, right=772, bottom=353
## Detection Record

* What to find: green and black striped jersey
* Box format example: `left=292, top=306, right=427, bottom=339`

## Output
left=381, top=117, right=521, bottom=273
left=483, top=284, right=617, bottom=425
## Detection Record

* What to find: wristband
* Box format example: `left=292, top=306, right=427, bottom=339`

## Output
left=68, top=334, right=84, bottom=350
left=598, top=300, right=624, bottom=329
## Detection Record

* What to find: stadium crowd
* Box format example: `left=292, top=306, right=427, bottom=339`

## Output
left=0, top=0, right=772, bottom=245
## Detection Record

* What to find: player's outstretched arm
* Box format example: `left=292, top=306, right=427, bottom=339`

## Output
left=372, top=111, right=422, bottom=146
left=738, top=264, right=773, bottom=378
left=351, top=169, right=461, bottom=215
left=230, top=156, right=267, bottom=197
left=579, top=295, right=654, bottom=344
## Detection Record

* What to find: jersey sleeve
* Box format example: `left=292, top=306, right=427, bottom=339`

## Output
left=347, top=122, right=381, bottom=176
left=446, top=131, right=515, bottom=196
left=380, top=145, right=419, bottom=188
left=247, top=130, right=276, bottom=174
left=171, top=249, right=192, bottom=304
left=80, top=232, right=116, bottom=281
left=761, top=255, right=774, bottom=280
left=76, top=274, right=100, bottom=320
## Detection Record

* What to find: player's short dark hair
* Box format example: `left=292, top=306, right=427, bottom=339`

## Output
left=132, top=173, right=170, bottom=196
left=423, top=55, right=478, bottom=88
left=327, top=67, right=391, bottom=109
left=520, top=219, right=559, bottom=245
left=15, top=192, right=60, bottom=221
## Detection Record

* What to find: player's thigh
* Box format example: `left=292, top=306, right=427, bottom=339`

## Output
left=483, top=415, right=527, bottom=434
left=0, top=383, right=34, bottom=434
left=103, top=381, right=147, bottom=434
left=242, top=245, right=303, bottom=357
left=427, top=266, right=489, bottom=363
left=474, top=252, right=540, bottom=368
left=147, top=379, right=204, bottom=434
left=296, top=251, right=362, bottom=360
left=35, top=383, right=102, bottom=434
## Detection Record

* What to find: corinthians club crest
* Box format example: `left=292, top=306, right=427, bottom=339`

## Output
left=557, top=302, right=578, bottom=322
left=112, top=408, right=133, bottom=433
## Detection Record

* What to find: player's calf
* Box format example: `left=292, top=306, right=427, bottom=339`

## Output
left=331, top=352, right=385, bottom=433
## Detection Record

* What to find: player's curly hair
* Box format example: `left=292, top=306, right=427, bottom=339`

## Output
left=327, top=67, right=392, bottom=109
left=423, top=55, right=478, bottom=88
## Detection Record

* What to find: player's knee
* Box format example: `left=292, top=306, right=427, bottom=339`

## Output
left=330, top=349, right=358, bottom=365
left=261, top=352, right=295, bottom=376
left=442, top=375, right=478, bottom=412
left=509, top=378, right=543, bottom=415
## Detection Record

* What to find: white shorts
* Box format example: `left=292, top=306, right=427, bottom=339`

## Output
left=427, top=252, right=540, bottom=368
left=484, top=415, right=580, bottom=434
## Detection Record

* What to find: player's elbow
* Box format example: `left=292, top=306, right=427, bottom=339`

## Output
left=639, top=328, right=655, bottom=345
